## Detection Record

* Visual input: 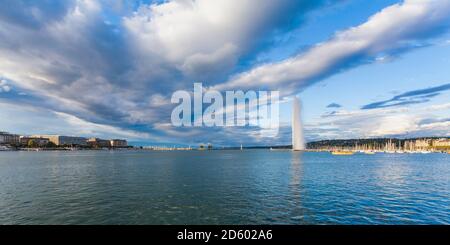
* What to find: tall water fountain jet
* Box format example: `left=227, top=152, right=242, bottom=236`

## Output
left=292, top=96, right=305, bottom=151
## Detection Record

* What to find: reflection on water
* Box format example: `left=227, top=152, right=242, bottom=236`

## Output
left=290, top=152, right=303, bottom=187
left=288, top=151, right=304, bottom=222
left=0, top=150, right=449, bottom=224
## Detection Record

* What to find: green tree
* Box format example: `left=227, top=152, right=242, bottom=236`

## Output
left=27, top=140, right=38, bottom=148
left=45, top=141, right=57, bottom=148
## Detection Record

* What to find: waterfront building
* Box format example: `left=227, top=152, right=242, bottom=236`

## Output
left=110, top=139, right=128, bottom=148
left=431, top=138, right=450, bottom=147
left=32, top=135, right=87, bottom=146
left=0, top=132, right=20, bottom=145
left=87, top=138, right=111, bottom=148
left=19, top=136, right=50, bottom=147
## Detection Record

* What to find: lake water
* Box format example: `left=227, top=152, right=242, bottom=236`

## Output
left=0, top=150, right=449, bottom=224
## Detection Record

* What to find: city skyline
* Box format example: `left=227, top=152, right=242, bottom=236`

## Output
left=1, top=0, right=450, bottom=147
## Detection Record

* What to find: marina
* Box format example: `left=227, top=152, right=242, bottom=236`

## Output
left=1, top=150, right=448, bottom=225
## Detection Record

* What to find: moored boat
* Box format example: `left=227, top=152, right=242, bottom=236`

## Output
left=331, top=151, right=354, bottom=155
left=364, top=151, right=375, bottom=155
left=0, top=145, right=11, bottom=151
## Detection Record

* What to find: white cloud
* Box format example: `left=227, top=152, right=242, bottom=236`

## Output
left=0, top=100, right=155, bottom=140
left=307, top=102, right=450, bottom=139
left=214, top=0, right=450, bottom=94
left=418, top=121, right=450, bottom=137
left=429, top=103, right=450, bottom=110
left=0, top=79, right=11, bottom=92
left=123, top=0, right=323, bottom=81
left=369, top=114, right=418, bottom=137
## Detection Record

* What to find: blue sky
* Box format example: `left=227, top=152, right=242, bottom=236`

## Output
left=1, top=0, right=450, bottom=146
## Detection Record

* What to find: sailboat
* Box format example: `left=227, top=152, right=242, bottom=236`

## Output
left=292, top=97, right=305, bottom=151
left=331, top=150, right=354, bottom=155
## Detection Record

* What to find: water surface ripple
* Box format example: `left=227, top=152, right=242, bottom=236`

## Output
left=0, top=150, right=448, bottom=224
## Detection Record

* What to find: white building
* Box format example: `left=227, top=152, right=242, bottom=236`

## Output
left=31, top=135, right=87, bottom=146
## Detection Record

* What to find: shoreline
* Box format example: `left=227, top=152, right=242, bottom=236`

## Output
left=1, top=147, right=449, bottom=154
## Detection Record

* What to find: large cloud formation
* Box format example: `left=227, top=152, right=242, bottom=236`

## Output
left=362, top=83, right=450, bottom=109
left=1, top=0, right=450, bottom=145
left=0, top=0, right=327, bottom=123
left=214, top=0, right=450, bottom=94
left=312, top=102, right=450, bottom=139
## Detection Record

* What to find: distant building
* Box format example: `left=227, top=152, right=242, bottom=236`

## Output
left=432, top=138, right=450, bottom=147
left=32, top=135, right=87, bottom=146
left=110, top=139, right=128, bottom=148
left=0, top=132, right=20, bottom=145
left=20, top=136, right=49, bottom=147
left=87, top=138, right=111, bottom=148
